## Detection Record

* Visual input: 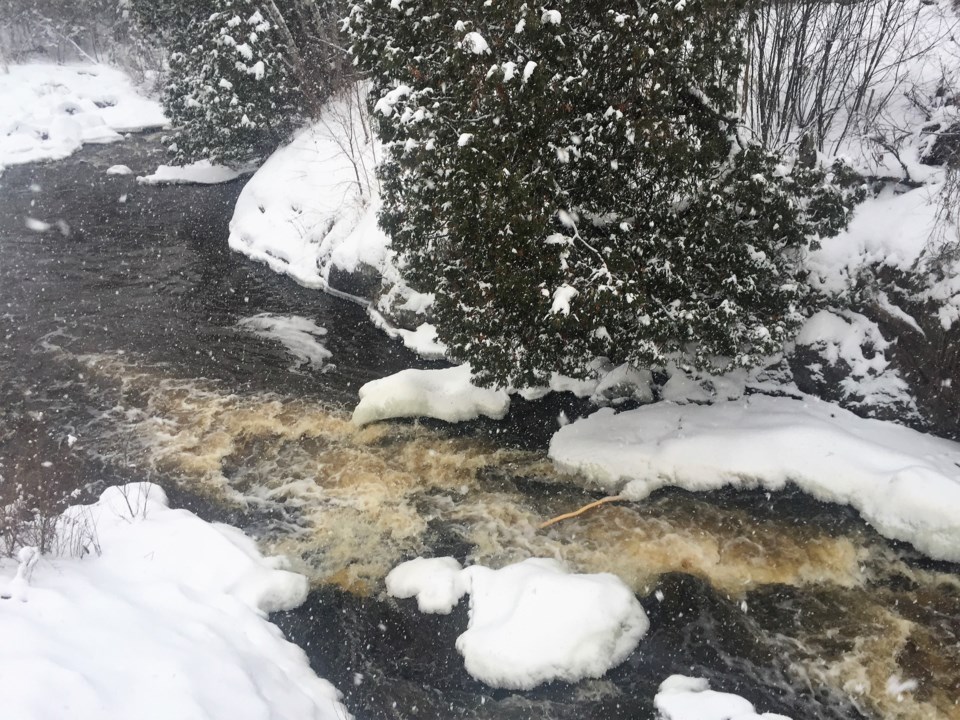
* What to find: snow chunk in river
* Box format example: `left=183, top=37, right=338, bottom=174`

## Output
left=0, top=483, right=348, bottom=720
left=655, top=675, right=791, bottom=720
left=238, top=312, right=333, bottom=371
left=352, top=363, right=509, bottom=425
left=138, top=159, right=240, bottom=185
left=386, top=557, right=648, bottom=689
left=550, top=395, right=960, bottom=562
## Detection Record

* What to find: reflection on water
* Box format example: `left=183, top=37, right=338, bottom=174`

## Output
left=1, top=138, right=958, bottom=720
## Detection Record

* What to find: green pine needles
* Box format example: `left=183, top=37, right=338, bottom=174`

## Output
left=348, top=0, right=862, bottom=387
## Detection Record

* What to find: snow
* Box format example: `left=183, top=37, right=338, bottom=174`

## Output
left=386, top=557, right=649, bottom=690
left=654, top=675, right=791, bottom=720
left=550, top=283, right=578, bottom=316
left=352, top=363, right=510, bottom=426
left=138, top=159, right=240, bottom=185
left=795, top=309, right=915, bottom=412
left=807, top=184, right=941, bottom=297
left=0, top=483, right=349, bottom=720
left=385, top=556, right=468, bottom=614
left=0, top=63, right=166, bottom=175
left=229, top=86, right=387, bottom=293
left=237, top=312, right=334, bottom=371
left=550, top=394, right=960, bottom=562
left=462, top=32, right=490, bottom=55
left=105, top=164, right=133, bottom=175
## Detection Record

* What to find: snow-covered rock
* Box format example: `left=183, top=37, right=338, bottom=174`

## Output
left=352, top=363, right=510, bottom=426
left=550, top=394, right=960, bottom=562
left=0, top=483, right=349, bottom=720
left=0, top=63, right=166, bottom=175
left=228, top=86, right=387, bottom=295
left=654, top=675, right=791, bottom=720
left=386, top=557, right=649, bottom=689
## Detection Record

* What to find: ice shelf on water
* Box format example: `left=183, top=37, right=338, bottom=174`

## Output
left=550, top=394, right=960, bottom=563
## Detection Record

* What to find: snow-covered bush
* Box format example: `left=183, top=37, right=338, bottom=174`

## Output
left=346, top=0, right=862, bottom=387
left=130, top=0, right=347, bottom=164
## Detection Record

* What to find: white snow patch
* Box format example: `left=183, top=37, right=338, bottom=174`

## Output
left=386, top=557, right=649, bottom=690
left=654, top=674, right=791, bottom=720
left=352, top=363, right=510, bottom=426
left=138, top=159, right=240, bottom=185
left=105, top=164, right=133, bottom=175
left=807, top=184, right=939, bottom=296
left=385, top=557, right=468, bottom=614
left=237, top=312, right=333, bottom=371
left=0, top=483, right=349, bottom=720
left=229, top=85, right=388, bottom=292
left=550, top=395, right=960, bottom=562
left=795, top=309, right=914, bottom=412
left=462, top=32, right=490, bottom=54
left=0, top=63, right=166, bottom=175
left=550, top=283, right=578, bottom=316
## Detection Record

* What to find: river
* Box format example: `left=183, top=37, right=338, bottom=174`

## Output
left=1, top=136, right=958, bottom=720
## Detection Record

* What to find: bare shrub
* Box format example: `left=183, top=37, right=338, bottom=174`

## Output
left=743, top=0, right=955, bottom=157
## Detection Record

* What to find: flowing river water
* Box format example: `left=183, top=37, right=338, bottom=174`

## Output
left=1, top=137, right=958, bottom=720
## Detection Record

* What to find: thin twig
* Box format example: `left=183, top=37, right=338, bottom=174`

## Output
left=539, top=495, right=626, bottom=529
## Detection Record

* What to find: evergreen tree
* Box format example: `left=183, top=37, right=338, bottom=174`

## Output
left=346, top=0, right=861, bottom=387
left=131, top=0, right=345, bottom=164
left=163, top=1, right=301, bottom=164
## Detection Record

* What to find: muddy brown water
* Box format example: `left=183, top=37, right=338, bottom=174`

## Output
left=1, top=137, right=958, bottom=720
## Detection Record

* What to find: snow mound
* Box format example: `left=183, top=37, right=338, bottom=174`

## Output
left=655, top=675, right=791, bottom=720
left=238, top=312, right=333, bottom=371
left=0, top=63, right=166, bottom=175
left=385, top=556, right=468, bottom=614
left=0, top=483, right=348, bottom=720
left=352, top=363, right=510, bottom=426
left=229, top=86, right=387, bottom=292
left=386, top=557, right=649, bottom=689
left=105, top=164, right=133, bottom=175
left=138, top=159, right=240, bottom=185
left=550, top=395, right=960, bottom=562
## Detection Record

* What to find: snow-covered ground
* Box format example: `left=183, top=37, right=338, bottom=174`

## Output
left=0, top=63, right=166, bottom=175
left=0, top=483, right=349, bottom=720
left=385, top=556, right=649, bottom=690
left=550, top=395, right=960, bottom=562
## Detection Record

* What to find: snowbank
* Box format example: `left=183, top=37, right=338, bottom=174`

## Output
left=654, top=675, right=791, bottom=720
left=137, top=159, right=240, bottom=185
left=352, top=363, right=510, bottom=426
left=0, top=483, right=349, bottom=720
left=228, top=87, right=387, bottom=292
left=549, top=395, right=960, bottom=562
left=0, top=63, right=166, bottom=174
left=386, top=557, right=649, bottom=689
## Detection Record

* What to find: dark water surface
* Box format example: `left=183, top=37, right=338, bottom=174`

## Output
left=2, top=138, right=957, bottom=720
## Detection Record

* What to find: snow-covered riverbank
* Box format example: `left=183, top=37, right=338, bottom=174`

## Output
left=0, top=484, right=349, bottom=720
